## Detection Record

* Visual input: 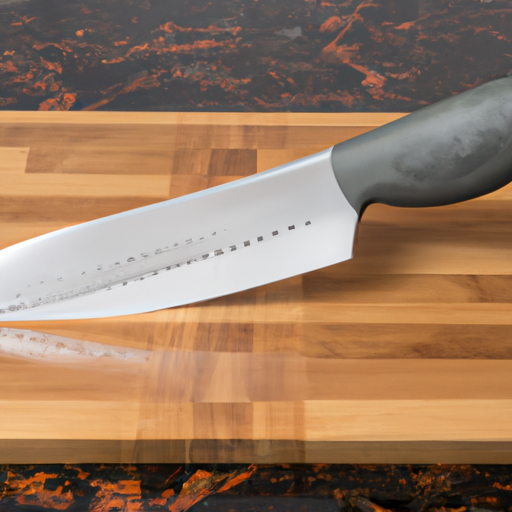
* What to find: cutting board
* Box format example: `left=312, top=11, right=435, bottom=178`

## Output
left=1, top=111, right=512, bottom=464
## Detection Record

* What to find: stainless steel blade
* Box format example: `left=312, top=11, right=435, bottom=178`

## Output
left=0, top=148, right=358, bottom=321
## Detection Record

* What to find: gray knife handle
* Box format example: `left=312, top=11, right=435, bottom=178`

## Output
left=331, top=77, right=512, bottom=216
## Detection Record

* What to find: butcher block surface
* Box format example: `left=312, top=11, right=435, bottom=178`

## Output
left=1, top=111, right=512, bottom=464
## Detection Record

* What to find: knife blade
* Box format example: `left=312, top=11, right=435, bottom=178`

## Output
left=1, top=77, right=512, bottom=321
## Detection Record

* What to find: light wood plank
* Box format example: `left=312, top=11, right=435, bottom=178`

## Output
left=257, top=149, right=314, bottom=172
left=0, top=173, right=171, bottom=198
left=0, top=401, right=140, bottom=440
left=305, top=400, right=512, bottom=441
left=0, top=147, right=29, bottom=173
left=0, top=111, right=406, bottom=126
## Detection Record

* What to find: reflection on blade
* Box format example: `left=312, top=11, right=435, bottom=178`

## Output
left=0, top=328, right=150, bottom=362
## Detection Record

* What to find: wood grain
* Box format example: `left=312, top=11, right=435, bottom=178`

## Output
left=0, top=111, right=511, bottom=464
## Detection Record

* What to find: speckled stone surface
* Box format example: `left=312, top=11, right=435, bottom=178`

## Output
left=0, top=0, right=511, bottom=111
left=1, top=464, right=512, bottom=511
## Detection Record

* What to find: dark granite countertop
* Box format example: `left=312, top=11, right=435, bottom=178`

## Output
left=0, top=0, right=511, bottom=111
left=2, top=464, right=512, bottom=511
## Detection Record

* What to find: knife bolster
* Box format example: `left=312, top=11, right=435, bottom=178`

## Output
left=331, top=77, right=512, bottom=216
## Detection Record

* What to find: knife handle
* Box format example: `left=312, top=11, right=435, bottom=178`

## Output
left=331, top=77, right=512, bottom=216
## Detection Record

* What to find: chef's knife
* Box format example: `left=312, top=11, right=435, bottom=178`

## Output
left=1, top=77, right=512, bottom=321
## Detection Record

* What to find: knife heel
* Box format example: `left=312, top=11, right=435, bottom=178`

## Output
left=330, top=76, right=512, bottom=216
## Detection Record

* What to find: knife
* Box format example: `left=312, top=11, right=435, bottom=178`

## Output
left=1, top=77, right=512, bottom=321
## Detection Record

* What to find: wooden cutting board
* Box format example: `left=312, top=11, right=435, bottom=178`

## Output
left=1, top=111, right=512, bottom=464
